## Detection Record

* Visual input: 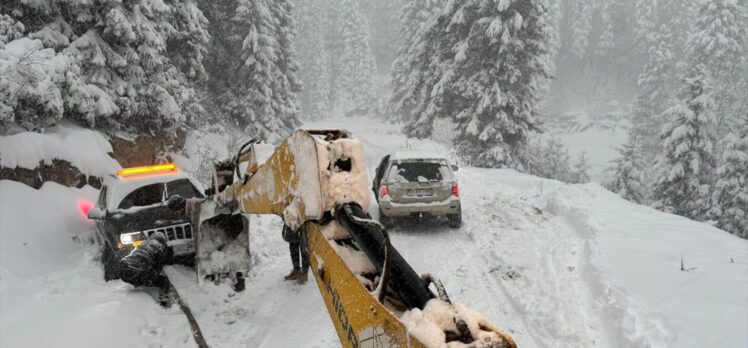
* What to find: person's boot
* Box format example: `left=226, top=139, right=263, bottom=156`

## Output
left=233, top=272, right=245, bottom=292
left=158, top=286, right=172, bottom=308
left=284, top=268, right=301, bottom=281
left=296, top=269, right=308, bottom=284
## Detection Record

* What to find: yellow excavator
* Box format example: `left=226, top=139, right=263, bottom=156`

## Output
left=178, top=129, right=517, bottom=348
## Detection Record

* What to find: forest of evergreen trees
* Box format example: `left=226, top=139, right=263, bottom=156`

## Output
left=1, top=0, right=746, bottom=237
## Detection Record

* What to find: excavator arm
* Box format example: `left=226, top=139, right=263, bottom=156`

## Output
left=184, top=129, right=517, bottom=348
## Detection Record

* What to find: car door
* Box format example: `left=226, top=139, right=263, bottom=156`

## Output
left=372, top=155, right=390, bottom=199
left=95, top=185, right=108, bottom=245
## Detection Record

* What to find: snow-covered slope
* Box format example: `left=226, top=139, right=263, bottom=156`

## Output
left=0, top=118, right=745, bottom=348
left=0, top=181, right=195, bottom=347
left=0, top=122, right=120, bottom=177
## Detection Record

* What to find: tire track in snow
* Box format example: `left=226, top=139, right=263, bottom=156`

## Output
left=386, top=220, right=541, bottom=348
left=458, top=169, right=639, bottom=347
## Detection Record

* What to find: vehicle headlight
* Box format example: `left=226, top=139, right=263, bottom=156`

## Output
left=120, top=232, right=145, bottom=245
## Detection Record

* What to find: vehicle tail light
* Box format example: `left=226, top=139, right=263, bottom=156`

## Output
left=379, top=185, right=389, bottom=198
left=452, top=183, right=459, bottom=197
left=78, top=200, right=93, bottom=219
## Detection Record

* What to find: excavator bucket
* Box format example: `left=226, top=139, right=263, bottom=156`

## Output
left=194, top=213, right=250, bottom=288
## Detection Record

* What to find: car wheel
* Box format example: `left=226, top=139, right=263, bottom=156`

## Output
left=448, top=210, right=462, bottom=229
left=101, top=244, right=120, bottom=281
left=379, top=209, right=393, bottom=229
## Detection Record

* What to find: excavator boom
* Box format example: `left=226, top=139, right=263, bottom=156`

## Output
left=184, top=129, right=517, bottom=347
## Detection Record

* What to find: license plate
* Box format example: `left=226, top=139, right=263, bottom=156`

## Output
left=409, top=189, right=433, bottom=196
left=171, top=242, right=195, bottom=255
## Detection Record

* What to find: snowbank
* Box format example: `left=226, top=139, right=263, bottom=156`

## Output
left=458, top=169, right=748, bottom=347
left=0, top=180, right=195, bottom=348
left=0, top=180, right=98, bottom=277
left=0, top=122, right=121, bottom=177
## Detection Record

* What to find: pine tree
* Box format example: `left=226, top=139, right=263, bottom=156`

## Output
left=0, top=14, right=24, bottom=47
left=359, top=0, right=404, bottom=71
left=609, top=140, right=647, bottom=203
left=338, top=0, right=378, bottom=116
left=571, top=151, right=592, bottom=184
left=233, top=0, right=300, bottom=142
left=653, top=65, right=717, bottom=220
left=710, top=117, right=748, bottom=238
left=630, top=25, right=676, bottom=160
left=4, top=0, right=210, bottom=133
left=569, top=0, right=592, bottom=61
left=528, top=137, right=572, bottom=182
left=388, top=0, right=443, bottom=123
left=686, top=0, right=747, bottom=134
left=296, top=0, right=331, bottom=120
left=634, top=0, right=660, bottom=53
left=401, top=0, right=554, bottom=167
left=200, top=0, right=300, bottom=143
left=0, top=38, right=69, bottom=131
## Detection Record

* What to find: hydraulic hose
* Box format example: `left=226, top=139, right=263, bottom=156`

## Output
left=335, top=203, right=435, bottom=309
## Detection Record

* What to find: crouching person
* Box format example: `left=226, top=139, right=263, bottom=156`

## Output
left=119, top=232, right=174, bottom=307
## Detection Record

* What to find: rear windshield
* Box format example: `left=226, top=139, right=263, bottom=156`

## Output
left=118, top=183, right=164, bottom=209
left=387, top=162, right=451, bottom=183
left=167, top=179, right=203, bottom=199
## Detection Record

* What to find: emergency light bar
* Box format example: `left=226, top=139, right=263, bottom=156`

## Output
left=116, top=163, right=178, bottom=177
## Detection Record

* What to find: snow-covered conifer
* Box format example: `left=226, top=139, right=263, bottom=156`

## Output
left=338, top=0, right=378, bottom=116
left=5, top=0, right=210, bottom=133
left=231, top=0, right=300, bottom=142
left=710, top=118, right=748, bottom=238
left=359, top=0, right=404, bottom=70
left=630, top=25, right=676, bottom=159
left=686, top=0, right=747, bottom=133
left=388, top=0, right=443, bottom=123
left=609, top=140, right=648, bottom=203
left=0, top=14, right=24, bottom=47
left=653, top=65, right=717, bottom=220
left=296, top=0, right=331, bottom=120
left=401, top=0, right=554, bottom=167
left=569, top=0, right=593, bottom=60
left=572, top=151, right=592, bottom=184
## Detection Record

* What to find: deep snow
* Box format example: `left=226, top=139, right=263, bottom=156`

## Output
left=0, top=122, right=121, bottom=177
left=0, top=117, right=745, bottom=347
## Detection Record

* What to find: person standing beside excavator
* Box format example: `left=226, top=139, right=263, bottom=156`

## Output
left=282, top=223, right=309, bottom=284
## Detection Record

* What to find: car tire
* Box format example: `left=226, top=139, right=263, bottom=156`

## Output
left=102, top=244, right=119, bottom=281
left=448, top=210, right=462, bottom=229
left=379, top=209, right=393, bottom=229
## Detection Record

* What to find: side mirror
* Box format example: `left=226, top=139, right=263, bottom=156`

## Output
left=87, top=207, right=106, bottom=220
left=451, top=165, right=459, bottom=172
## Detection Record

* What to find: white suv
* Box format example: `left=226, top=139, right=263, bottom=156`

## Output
left=372, top=153, right=461, bottom=228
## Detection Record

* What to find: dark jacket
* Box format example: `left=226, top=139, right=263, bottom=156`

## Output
left=120, top=236, right=172, bottom=287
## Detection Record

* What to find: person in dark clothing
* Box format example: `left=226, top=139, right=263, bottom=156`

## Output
left=282, top=224, right=308, bottom=284
left=119, top=232, right=173, bottom=307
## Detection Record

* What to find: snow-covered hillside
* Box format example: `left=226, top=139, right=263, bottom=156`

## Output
left=0, top=118, right=745, bottom=348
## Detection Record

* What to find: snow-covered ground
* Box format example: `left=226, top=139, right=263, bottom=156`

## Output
left=1, top=117, right=745, bottom=347
left=0, top=121, right=120, bottom=177
left=0, top=181, right=195, bottom=347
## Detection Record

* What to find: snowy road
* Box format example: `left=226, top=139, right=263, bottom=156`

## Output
left=1, top=117, right=746, bottom=348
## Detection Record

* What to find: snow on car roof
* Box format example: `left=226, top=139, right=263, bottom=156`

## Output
left=390, top=151, right=449, bottom=161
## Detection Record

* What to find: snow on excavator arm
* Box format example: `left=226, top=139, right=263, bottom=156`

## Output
left=186, top=129, right=517, bottom=348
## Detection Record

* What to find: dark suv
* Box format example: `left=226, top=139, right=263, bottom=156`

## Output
left=372, top=153, right=461, bottom=228
left=87, top=164, right=204, bottom=280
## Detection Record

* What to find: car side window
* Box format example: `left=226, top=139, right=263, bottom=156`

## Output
left=118, top=183, right=165, bottom=209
